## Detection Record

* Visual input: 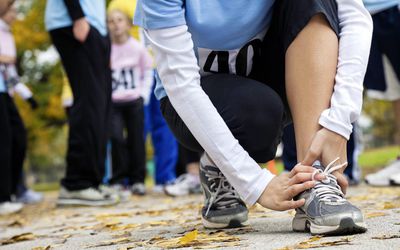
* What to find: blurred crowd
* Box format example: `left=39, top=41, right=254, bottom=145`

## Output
left=0, top=0, right=400, bottom=216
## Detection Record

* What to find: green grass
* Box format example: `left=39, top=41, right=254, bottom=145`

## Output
left=358, top=145, right=399, bottom=169
left=271, top=145, right=400, bottom=174
left=32, top=182, right=60, bottom=192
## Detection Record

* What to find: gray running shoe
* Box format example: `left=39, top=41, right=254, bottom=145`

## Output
left=200, top=154, right=248, bottom=229
left=293, top=159, right=367, bottom=235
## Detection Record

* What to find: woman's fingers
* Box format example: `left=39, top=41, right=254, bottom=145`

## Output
left=288, top=164, right=316, bottom=178
left=280, top=199, right=306, bottom=211
left=286, top=181, right=316, bottom=198
left=288, top=172, right=325, bottom=185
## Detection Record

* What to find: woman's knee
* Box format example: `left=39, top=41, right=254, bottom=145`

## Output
left=237, top=84, right=285, bottom=155
left=202, top=74, right=285, bottom=162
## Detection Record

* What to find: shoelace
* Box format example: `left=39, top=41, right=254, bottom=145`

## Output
left=311, top=158, right=347, bottom=202
left=204, top=168, right=240, bottom=216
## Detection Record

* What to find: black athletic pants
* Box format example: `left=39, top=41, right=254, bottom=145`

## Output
left=50, top=26, right=112, bottom=190
left=0, top=94, right=26, bottom=202
left=160, top=0, right=340, bottom=164
left=175, top=144, right=201, bottom=177
left=110, top=99, right=146, bottom=185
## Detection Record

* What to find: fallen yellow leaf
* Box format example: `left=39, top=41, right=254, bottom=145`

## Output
left=383, top=202, right=400, bottom=209
left=276, top=236, right=352, bottom=250
left=1, top=233, right=36, bottom=245
left=32, top=246, right=51, bottom=250
left=372, top=234, right=400, bottom=240
left=365, top=212, right=387, bottom=218
left=180, top=230, right=198, bottom=245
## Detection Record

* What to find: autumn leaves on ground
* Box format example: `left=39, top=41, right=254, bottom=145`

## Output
left=1, top=185, right=400, bottom=250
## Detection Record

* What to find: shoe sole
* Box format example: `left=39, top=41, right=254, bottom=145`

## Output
left=163, top=186, right=189, bottom=197
left=57, top=198, right=118, bottom=207
left=202, top=211, right=249, bottom=229
left=0, top=207, right=23, bottom=215
left=164, top=187, right=200, bottom=197
left=293, top=215, right=367, bottom=236
left=365, top=179, right=391, bottom=187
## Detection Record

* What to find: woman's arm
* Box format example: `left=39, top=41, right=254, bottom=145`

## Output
left=146, top=25, right=274, bottom=205
left=0, top=55, right=16, bottom=64
left=319, top=0, right=373, bottom=139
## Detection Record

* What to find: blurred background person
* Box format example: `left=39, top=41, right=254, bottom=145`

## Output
left=164, top=144, right=201, bottom=196
left=45, top=0, right=116, bottom=206
left=145, top=80, right=179, bottom=193
left=0, top=0, right=40, bottom=215
left=106, top=0, right=153, bottom=197
left=0, top=0, right=14, bottom=16
left=363, top=1, right=400, bottom=186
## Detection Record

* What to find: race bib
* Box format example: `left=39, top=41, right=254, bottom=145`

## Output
left=112, top=68, right=140, bottom=92
left=197, top=30, right=265, bottom=77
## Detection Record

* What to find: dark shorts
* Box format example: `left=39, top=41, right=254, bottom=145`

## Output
left=254, top=0, right=340, bottom=115
left=364, top=6, right=400, bottom=94
left=160, top=0, right=340, bottom=163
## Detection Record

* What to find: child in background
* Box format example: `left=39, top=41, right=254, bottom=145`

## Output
left=0, top=2, right=41, bottom=214
left=0, top=0, right=13, bottom=16
left=107, top=0, right=153, bottom=196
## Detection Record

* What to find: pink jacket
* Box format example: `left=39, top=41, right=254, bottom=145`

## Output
left=111, top=37, right=153, bottom=103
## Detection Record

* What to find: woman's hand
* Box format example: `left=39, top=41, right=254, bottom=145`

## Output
left=73, top=17, right=90, bottom=43
left=302, top=127, right=349, bottom=193
left=257, top=164, right=325, bottom=211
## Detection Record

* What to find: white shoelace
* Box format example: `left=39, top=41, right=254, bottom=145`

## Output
left=204, top=169, right=240, bottom=216
left=311, top=158, right=347, bottom=202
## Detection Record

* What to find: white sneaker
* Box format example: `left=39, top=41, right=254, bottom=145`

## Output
left=99, top=185, right=122, bottom=203
left=131, top=183, right=146, bottom=196
left=152, top=185, right=164, bottom=194
left=102, top=184, right=131, bottom=202
left=390, top=172, right=400, bottom=185
left=365, top=159, right=400, bottom=186
left=57, top=187, right=118, bottom=206
left=164, top=174, right=201, bottom=197
left=17, top=189, right=43, bottom=204
left=0, top=202, right=23, bottom=215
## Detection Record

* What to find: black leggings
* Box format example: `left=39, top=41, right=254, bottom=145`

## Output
left=160, top=74, right=285, bottom=163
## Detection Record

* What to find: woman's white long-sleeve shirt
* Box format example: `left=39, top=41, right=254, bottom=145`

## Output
left=145, top=0, right=373, bottom=205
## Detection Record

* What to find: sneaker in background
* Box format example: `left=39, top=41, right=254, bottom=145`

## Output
left=100, top=184, right=129, bottom=202
left=293, top=159, right=367, bottom=235
left=164, top=174, right=201, bottom=197
left=16, top=189, right=43, bottom=204
left=131, top=183, right=146, bottom=196
left=365, top=158, right=400, bottom=186
left=57, top=187, right=118, bottom=206
left=152, top=185, right=164, bottom=194
left=390, top=172, right=400, bottom=185
left=0, top=202, right=23, bottom=215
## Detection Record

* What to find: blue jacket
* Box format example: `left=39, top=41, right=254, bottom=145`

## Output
left=45, top=0, right=107, bottom=36
left=363, top=0, right=399, bottom=14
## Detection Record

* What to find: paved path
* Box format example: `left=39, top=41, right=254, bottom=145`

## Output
left=1, top=185, right=400, bottom=249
